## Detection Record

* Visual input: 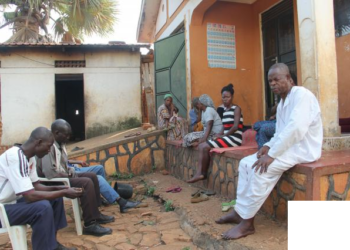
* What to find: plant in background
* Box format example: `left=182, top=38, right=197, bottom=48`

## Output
left=164, top=200, right=174, bottom=212
left=146, top=186, right=155, bottom=197
left=0, top=0, right=118, bottom=43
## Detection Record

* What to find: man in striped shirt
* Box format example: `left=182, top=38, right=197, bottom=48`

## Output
left=0, top=127, right=82, bottom=250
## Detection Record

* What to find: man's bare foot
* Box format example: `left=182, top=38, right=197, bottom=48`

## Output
left=187, top=174, right=206, bottom=183
left=215, top=210, right=242, bottom=224
left=221, top=221, right=255, bottom=240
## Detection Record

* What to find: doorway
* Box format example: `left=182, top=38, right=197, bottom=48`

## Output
left=262, top=0, right=296, bottom=117
left=55, top=74, right=85, bottom=141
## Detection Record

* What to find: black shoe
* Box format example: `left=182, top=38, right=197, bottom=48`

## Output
left=120, top=200, right=141, bottom=213
left=55, top=242, right=77, bottom=250
left=83, top=222, right=112, bottom=236
left=96, top=213, right=115, bottom=224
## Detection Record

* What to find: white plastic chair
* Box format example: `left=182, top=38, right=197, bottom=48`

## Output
left=0, top=203, right=28, bottom=250
left=39, top=177, right=83, bottom=235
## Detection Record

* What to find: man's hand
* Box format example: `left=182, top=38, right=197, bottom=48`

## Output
left=257, top=146, right=270, bottom=159
left=64, top=187, right=83, bottom=199
left=252, top=155, right=274, bottom=174
left=80, top=161, right=89, bottom=167
left=68, top=167, right=76, bottom=178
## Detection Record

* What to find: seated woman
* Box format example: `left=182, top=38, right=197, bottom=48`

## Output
left=183, top=94, right=223, bottom=147
left=189, top=97, right=203, bottom=132
left=187, top=84, right=243, bottom=183
left=157, top=94, right=188, bottom=140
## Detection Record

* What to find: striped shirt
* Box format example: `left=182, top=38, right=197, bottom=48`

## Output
left=207, top=105, right=243, bottom=148
left=0, top=147, right=38, bottom=204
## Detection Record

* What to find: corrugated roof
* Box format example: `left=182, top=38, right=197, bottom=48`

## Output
left=0, top=42, right=150, bottom=49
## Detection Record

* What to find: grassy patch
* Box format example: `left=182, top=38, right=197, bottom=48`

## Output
left=147, top=186, right=156, bottom=196
left=164, top=200, right=175, bottom=212
left=111, top=172, right=134, bottom=180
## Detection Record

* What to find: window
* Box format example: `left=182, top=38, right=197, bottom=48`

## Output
left=334, top=0, right=350, bottom=37
left=55, top=60, right=86, bottom=68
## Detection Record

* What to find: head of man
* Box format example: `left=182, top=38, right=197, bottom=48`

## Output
left=51, top=119, right=72, bottom=145
left=268, top=63, right=294, bottom=99
left=28, top=127, right=54, bottom=158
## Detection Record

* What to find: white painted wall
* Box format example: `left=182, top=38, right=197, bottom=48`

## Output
left=0, top=49, right=141, bottom=145
left=156, top=0, right=168, bottom=34
left=169, top=0, right=184, bottom=17
left=1, top=73, right=55, bottom=144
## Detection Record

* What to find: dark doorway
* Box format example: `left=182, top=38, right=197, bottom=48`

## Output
left=262, top=0, right=296, bottom=118
left=55, top=74, right=85, bottom=141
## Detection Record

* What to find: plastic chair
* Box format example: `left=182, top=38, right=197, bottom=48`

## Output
left=38, top=177, right=83, bottom=235
left=0, top=203, right=28, bottom=250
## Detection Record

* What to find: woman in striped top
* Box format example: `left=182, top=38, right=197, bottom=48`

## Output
left=187, top=84, right=243, bottom=183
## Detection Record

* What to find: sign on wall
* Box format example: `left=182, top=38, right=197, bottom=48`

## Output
left=207, top=23, right=236, bottom=69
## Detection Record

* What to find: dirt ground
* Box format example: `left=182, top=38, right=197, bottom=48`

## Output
left=0, top=173, right=287, bottom=250
left=142, top=173, right=288, bottom=250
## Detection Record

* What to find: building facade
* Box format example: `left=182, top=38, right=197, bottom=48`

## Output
left=0, top=43, right=147, bottom=147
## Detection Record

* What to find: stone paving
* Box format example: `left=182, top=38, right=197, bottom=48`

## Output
left=0, top=194, right=200, bottom=250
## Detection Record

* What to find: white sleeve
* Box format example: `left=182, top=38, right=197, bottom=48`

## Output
left=268, top=90, right=318, bottom=159
left=4, top=150, right=34, bottom=195
left=29, top=157, right=39, bottom=183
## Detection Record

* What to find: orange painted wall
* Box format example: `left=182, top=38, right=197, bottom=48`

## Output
left=189, top=0, right=280, bottom=125
left=336, top=34, right=350, bottom=118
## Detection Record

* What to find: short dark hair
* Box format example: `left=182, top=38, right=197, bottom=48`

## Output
left=221, top=83, right=234, bottom=95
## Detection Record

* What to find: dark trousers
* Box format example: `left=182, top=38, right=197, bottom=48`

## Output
left=69, top=172, right=101, bottom=223
left=4, top=197, right=67, bottom=250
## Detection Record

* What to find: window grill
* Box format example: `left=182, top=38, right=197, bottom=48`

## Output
left=55, top=60, right=86, bottom=68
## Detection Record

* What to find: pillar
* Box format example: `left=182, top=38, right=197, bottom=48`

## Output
left=297, top=0, right=340, bottom=137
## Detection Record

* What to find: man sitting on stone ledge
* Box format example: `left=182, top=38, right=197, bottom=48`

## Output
left=216, top=63, right=323, bottom=240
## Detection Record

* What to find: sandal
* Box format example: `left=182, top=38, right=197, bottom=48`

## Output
left=171, top=187, right=182, bottom=193
left=166, top=185, right=180, bottom=193
left=191, top=193, right=209, bottom=203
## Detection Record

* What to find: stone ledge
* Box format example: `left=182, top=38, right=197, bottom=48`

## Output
left=68, top=130, right=166, bottom=158
left=323, top=135, right=350, bottom=151
left=166, top=142, right=350, bottom=221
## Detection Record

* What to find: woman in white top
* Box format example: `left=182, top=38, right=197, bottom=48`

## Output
left=182, top=94, right=223, bottom=147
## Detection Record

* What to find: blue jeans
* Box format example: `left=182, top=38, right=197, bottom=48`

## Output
left=73, top=165, right=119, bottom=203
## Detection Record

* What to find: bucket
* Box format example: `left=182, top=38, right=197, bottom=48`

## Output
left=113, top=182, right=133, bottom=200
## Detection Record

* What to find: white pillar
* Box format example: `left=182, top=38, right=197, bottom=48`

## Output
left=297, top=0, right=340, bottom=137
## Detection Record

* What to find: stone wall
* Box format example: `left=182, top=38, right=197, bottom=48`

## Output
left=166, top=144, right=240, bottom=200
left=70, top=132, right=166, bottom=177
left=166, top=143, right=350, bottom=221
left=320, top=172, right=350, bottom=200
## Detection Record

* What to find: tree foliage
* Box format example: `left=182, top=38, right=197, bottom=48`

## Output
left=0, top=0, right=118, bottom=43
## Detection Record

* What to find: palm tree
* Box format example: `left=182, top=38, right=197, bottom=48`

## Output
left=0, top=0, right=118, bottom=43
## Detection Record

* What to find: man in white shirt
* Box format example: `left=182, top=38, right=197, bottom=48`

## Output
left=0, top=127, right=83, bottom=250
left=216, top=63, right=323, bottom=240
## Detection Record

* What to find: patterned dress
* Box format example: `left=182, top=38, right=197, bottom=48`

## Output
left=207, top=105, right=243, bottom=148
left=157, top=104, right=188, bottom=140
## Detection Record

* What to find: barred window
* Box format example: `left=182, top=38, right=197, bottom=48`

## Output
left=55, top=60, right=86, bottom=68
left=334, top=0, right=350, bottom=37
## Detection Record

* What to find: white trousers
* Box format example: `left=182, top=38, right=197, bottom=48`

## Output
left=234, top=153, right=293, bottom=219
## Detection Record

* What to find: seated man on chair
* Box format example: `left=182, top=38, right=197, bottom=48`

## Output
left=36, top=119, right=114, bottom=237
left=68, top=162, right=140, bottom=212
left=216, top=63, right=323, bottom=240
left=0, top=127, right=82, bottom=250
